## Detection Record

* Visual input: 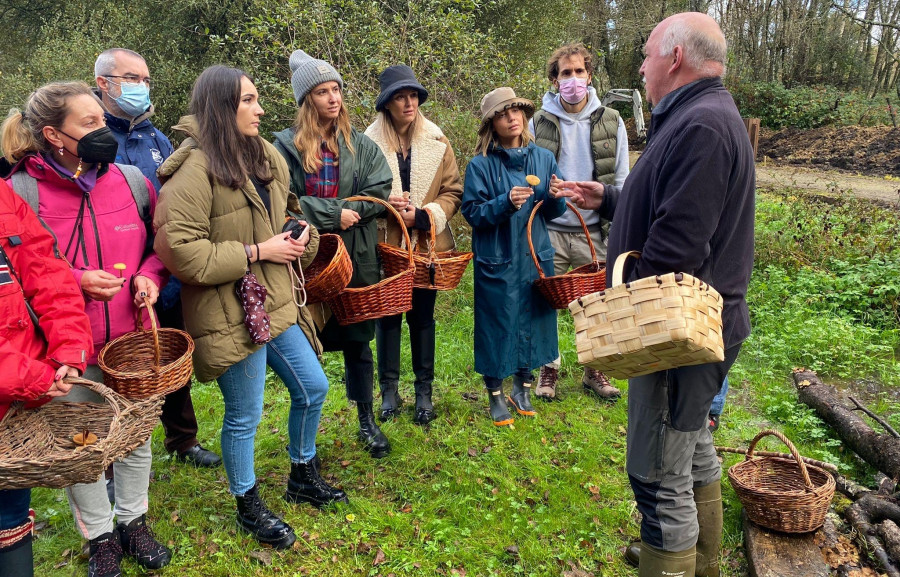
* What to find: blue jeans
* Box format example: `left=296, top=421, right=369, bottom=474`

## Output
left=709, top=376, right=730, bottom=416
left=216, top=324, right=329, bottom=496
left=0, top=489, right=30, bottom=532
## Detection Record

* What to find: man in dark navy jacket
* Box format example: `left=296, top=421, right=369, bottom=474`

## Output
left=95, top=48, right=221, bottom=468
left=559, top=12, right=754, bottom=577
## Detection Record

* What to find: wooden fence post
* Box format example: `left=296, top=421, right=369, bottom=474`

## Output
left=743, top=117, right=760, bottom=157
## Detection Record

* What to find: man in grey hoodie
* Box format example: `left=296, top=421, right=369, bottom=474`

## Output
left=529, top=42, right=629, bottom=402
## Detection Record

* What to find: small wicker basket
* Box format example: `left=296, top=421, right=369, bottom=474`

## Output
left=0, top=377, right=164, bottom=490
left=568, top=251, right=724, bottom=379
left=528, top=200, right=606, bottom=309
left=305, top=233, right=353, bottom=304
left=327, top=196, right=415, bottom=325
left=728, top=429, right=835, bottom=533
left=379, top=208, right=473, bottom=291
left=98, top=297, right=194, bottom=399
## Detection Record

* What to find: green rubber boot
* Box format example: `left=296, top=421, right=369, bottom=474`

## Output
left=639, top=542, right=696, bottom=577
left=694, top=482, right=723, bottom=577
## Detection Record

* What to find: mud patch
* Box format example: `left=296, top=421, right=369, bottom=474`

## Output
left=758, top=126, right=900, bottom=177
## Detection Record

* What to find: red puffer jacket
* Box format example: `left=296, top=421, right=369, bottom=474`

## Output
left=0, top=179, right=92, bottom=420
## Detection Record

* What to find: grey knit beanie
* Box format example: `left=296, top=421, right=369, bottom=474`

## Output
left=289, top=50, right=343, bottom=105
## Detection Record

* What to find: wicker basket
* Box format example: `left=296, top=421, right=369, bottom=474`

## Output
left=98, top=298, right=194, bottom=399
left=379, top=208, right=473, bottom=290
left=568, top=250, right=724, bottom=379
left=305, top=233, right=353, bottom=304
left=0, top=377, right=164, bottom=490
left=327, top=196, right=415, bottom=325
left=728, top=429, right=835, bottom=533
left=528, top=200, right=606, bottom=309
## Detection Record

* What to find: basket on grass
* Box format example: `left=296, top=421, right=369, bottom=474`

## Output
left=304, top=233, right=353, bottom=304
left=0, top=377, right=164, bottom=490
left=379, top=207, right=473, bottom=290
left=327, top=196, right=415, bottom=325
left=728, top=429, right=835, bottom=533
left=98, top=297, right=194, bottom=399
left=568, top=250, right=724, bottom=379
left=528, top=200, right=606, bottom=309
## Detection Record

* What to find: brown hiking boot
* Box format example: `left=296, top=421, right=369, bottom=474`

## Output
left=583, top=368, right=620, bottom=401
left=535, top=366, right=558, bottom=401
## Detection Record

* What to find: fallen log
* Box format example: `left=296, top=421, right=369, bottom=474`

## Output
left=793, top=369, right=900, bottom=480
left=880, top=519, right=900, bottom=563
left=845, top=493, right=900, bottom=576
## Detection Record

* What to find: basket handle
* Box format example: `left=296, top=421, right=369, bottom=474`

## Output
left=527, top=201, right=597, bottom=279
left=745, top=429, right=815, bottom=490
left=345, top=196, right=414, bottom=269
left=611, top=250, right=642, bottom=287
left=134, top=296, right=161, bottom=372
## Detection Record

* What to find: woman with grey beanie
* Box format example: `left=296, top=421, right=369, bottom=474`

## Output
left=273, top=50, right=394, bottom=458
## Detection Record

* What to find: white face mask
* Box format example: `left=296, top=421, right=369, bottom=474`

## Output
left=558, top=77, right=588, bottom=105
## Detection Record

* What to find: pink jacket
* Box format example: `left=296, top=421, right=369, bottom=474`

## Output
left=6, top=154, right=167, bottom=363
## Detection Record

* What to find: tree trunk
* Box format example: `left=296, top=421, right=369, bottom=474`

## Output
left=793, top=370, right=900, bottom=480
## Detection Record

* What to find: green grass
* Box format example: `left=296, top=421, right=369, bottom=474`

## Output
left=30, top=190, right=900, bottom=576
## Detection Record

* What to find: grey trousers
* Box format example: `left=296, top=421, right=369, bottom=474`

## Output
left=626, top=344, right=741, bottom=552
left=60, top=365, right=152, bottom=539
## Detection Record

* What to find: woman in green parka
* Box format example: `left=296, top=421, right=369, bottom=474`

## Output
left=272, top=50, right=393, bottom=458
left=154, top=65, right=347, bottom=550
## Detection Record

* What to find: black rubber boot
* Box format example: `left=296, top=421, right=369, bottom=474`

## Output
left=285, top=459, right=349, bottom=508
left=508, top=376, right=536, bottom=416
left=235, top=482, right=296, bottom=549
left=411, top=320, right=436, bottom=425
left=486, top=386, right=514, bottom=427
left=357, top=402, right=391, bottom=458
left=378, top=381, right=403, bottom=421
left=0, top=534, right=34, bottom=577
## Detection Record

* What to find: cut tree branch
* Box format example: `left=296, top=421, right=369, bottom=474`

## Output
left=849, top=395, right=900, bottom=438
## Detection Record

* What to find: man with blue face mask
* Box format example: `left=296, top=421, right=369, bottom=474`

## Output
left=529, top=43, right=629, bottom=403
left=94, top=48, right=221, bottom=469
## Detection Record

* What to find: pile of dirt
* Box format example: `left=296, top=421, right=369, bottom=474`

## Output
left=758, top=125, right=900, bottom=177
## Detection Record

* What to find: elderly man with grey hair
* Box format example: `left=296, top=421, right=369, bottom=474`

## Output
left=557, top=12, right=755, bottom=577
left=94, top=48, right=221, bottom=470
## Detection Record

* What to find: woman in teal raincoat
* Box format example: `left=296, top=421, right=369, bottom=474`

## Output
left=462, top=87, right=566, bottom=427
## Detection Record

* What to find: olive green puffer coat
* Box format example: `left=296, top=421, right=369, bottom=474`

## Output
left=153, top=116, right=321, bottom=382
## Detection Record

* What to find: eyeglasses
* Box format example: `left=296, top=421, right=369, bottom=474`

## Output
left=105, top=75, right=152, bottom=87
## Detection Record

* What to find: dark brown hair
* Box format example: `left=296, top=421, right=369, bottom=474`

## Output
left=546, top=43, right=595, bottom=83
left=190, top=65, right=272, bottom=189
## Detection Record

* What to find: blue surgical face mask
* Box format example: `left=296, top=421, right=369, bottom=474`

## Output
left=109, top=80, right=151, bottom=117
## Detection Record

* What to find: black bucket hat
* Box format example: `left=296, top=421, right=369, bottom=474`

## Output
left=375, top=65, right=428, bottom=112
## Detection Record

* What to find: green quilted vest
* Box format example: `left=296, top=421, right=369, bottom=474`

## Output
left=533, top=106, right=621, bottom=185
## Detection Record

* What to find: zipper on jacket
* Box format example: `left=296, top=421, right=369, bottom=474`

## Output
left=352, top=173, right=358, bottom=196
left=85, top=195, right=111, bottom=345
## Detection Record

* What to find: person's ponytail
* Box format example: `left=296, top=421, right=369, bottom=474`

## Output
left=1, top=109, right=40, bottom=163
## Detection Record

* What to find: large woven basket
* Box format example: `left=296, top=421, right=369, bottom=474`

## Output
left=98, top=298, right=194, bottom=399
left=379, top=208, right=473, bottom=290
left=305, top=233, right=353, bottom=304
left=568, top=251, right=724, bottom=379
left=528, top=200, right=606, bottom=309
left=728, top=429, right=835, bottom=533
left=327, top=196, right=415, bottom=324
left=0, top=377, right=164, bottom=490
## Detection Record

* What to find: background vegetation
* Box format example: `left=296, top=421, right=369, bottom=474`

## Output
left=1, top=0, right=897, bottom=160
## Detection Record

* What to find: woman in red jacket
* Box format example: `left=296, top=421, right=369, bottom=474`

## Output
left=0, top=178, right=92, bottom=577
left=2, top=81, right=172, bottom=577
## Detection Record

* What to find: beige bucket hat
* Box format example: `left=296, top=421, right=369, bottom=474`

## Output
left=478, top=87, right=535, bottom=134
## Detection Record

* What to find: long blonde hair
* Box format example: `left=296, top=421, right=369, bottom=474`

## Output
left=292, top=95, right=355, bottom=174
left=377, top=109, right=425, bottom=154
left=1, top=81, right=99, bottom=162
left=474, top=109, right=534, bottom=156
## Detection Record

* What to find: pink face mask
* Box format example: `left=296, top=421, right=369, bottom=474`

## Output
left=558, top=77, right=588, bottom=105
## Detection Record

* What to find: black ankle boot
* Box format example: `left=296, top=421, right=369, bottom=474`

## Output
left=0, top=534, right=34, bottom=577
left=285, top=459, right=349, bottom=508
left=357, top=402, right=391, bottom=458
left=378, top=381, right=403, bottom=421
left=413, top=381, right=436, bottom=425
left=508, top=376, right=536, bottom=416
left=487, top=387, right=514, bottom=427
left=235, top=483, right=295, bottom=549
